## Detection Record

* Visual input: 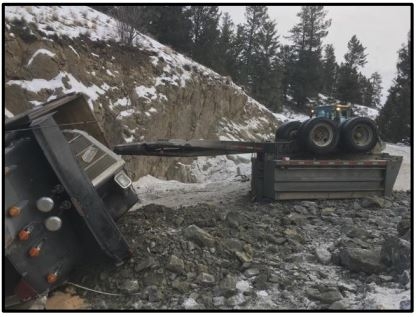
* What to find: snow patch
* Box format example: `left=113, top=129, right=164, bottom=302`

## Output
left=6, top=72, right=105, bottom=109
left=27, top=48, right=55, bottom=66
left=236, top=280, right=252, bottom=293
left=5, top=108, right=14, bottom=118
left=135, top=85, right=167, bottom=103
left=106, top=69, right=115, bottom=77
left=68, top=45, right=79, bottom=58
left=364, top=283, right=410, bottom=310
left=352, top=104, right=379, bottom=120
left=117, top=109, right=136, bottom=119
left=183, top=298, right=199, bottom=309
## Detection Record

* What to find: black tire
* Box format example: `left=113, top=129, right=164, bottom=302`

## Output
left=299, top=117, right=339, bottom=154
left=275, top=121, right=302, bottom=141
left=341, top=117, right=378, bottom=153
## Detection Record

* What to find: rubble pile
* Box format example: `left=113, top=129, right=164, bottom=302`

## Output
left=66, top=190, right=411, bottom=310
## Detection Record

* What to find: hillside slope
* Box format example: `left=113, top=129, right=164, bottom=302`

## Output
left=5, top=5, right=279, bottom=182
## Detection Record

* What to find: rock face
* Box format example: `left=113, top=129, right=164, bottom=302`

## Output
left=4, top=6, right=278, bottom=182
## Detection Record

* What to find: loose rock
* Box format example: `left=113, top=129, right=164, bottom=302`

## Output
left=306, top=287, right=343, bottom=304
left=184, top=225, right=215, bottom=248
left=166, top=255, right=185, bottom=274
left=380, top=236, right=411, bottom=272
left=339, top=247, right=385, bottom=274
left=315, top=246, right=332, bottom=265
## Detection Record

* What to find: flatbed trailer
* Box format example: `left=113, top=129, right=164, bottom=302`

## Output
left=113, top=140, right=402, bottom=200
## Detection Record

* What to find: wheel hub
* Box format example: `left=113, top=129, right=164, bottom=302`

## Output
left=310, top=124, right=333, bottom=147
left=352, top=124, right=372, bottom=146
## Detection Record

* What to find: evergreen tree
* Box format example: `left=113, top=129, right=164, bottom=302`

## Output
left=288, top=6, right=331, bottom=108
left=336, top=35, right=367, bottom=104
left=369, top=72, right=383, bottom=108
left=237, top=6, right=269, bottom=88
left=189, top=6, right=221, bottom=69
left=376, top=33, right=411, bottom=142
left=344, top=35, right=367, bottom=69
left=358, top=73, right=373, bottom=106
left=216, top=13, right=236, bottom=76
left=252, top=18, right=281, bottom=111
left=321, top=44, right=338, bottom=97
left=278, top=44, right=296, bottom=106
left=143, top=6, right=192, bottom=54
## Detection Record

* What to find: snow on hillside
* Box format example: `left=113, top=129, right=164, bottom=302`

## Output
left=273, top=107, right=309, bottom=123
left=5, top=5, right=276, bottom=133
left=352, top=104, right=379, bottom=120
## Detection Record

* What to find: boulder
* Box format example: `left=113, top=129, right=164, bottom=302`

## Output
left=361, top=196, right=385, bottom=208
left=339, top=247, right=385, bottom=274
left=380, top=236, right=411, bottom=272
left=184, top=225, right=215, bottom=248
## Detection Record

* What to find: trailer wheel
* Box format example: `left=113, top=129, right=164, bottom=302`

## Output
left=275, top=121, right=302, bottom=141
left=341, top=117, right=378, bottom=153
left=299, top=118, right=339, bottom=154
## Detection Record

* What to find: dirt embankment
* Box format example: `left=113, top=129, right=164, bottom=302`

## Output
left=5, top=6, right=278, bottom=182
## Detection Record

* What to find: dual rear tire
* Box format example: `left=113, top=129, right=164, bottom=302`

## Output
left=275, top=117, right=378, bottom=154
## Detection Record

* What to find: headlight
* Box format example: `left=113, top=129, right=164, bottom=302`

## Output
left=114, top=171, right=132, bottom=189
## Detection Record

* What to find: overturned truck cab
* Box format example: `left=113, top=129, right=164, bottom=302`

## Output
left=4, top=93, right=138, bottom=306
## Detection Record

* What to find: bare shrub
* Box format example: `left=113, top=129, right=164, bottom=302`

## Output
left=113, top=6, right=145, bottom=46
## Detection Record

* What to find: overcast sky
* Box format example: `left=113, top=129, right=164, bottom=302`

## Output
left=220, top=5, right=411, bottom=104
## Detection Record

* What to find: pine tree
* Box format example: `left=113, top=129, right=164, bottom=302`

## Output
left=344, top=35, right=367, bottom=69
left=189, top=6, right=221, bottom=69
left=237, top=6, right=269, bottom=88
left=278, top=44, right=296, bottom=106
left=369, top=72, right=383, bottom=108
left=288, top=6, right=331, bottom=108
left=336, top=35, right=367, bottom=104
left=216, top=13, right=236, bottom=76
left=358, top=73, right=373, bottom=106
left=376, top=32, right=411, bottom=142
left=252, top=18, right=281, bottom=111
left=321, top=44, right=338, bottom=97
left=143, top=6, right=192, bottom=54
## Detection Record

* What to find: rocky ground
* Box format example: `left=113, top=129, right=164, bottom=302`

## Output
left=49, top=179, right=411, bottom=311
